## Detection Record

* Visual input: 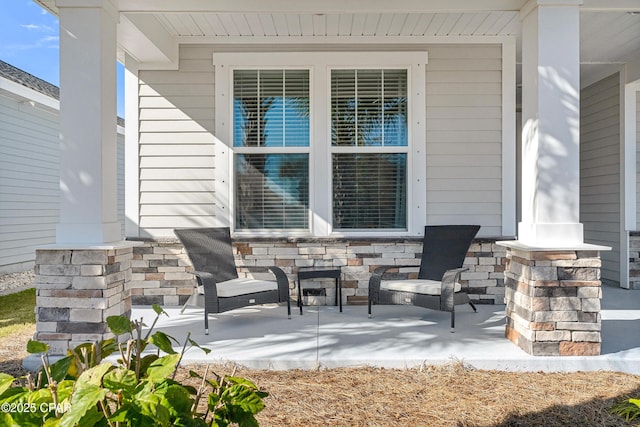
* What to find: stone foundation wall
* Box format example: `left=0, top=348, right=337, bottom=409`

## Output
left=629, top=233, right=640, bottom=289
left=130, top=237, right=508, bottom=306
left=34, top=245, right=134, bottom=355
left=503, top=247, right=602, bottom=356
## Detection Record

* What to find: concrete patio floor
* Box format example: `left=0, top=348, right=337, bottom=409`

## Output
left=130, top=284, right=640, bottom=374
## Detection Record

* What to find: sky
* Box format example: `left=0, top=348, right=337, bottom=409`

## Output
left=0, top=0, right=125, bottom=117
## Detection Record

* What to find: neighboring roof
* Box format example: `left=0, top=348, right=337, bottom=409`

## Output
left=0, top=59, right=59, bottom=100
left=0, top=59, right=125, bottom=127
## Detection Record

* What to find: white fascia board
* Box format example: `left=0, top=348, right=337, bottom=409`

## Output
left=626, top=57, right=640, bottom=84
left=118, top=0, right=527, bottom=13
left=184, top=35, right=514, bottom=46
left=118, top=14, right=178, bottom=69
left=0, top=77, right=59, bottom=113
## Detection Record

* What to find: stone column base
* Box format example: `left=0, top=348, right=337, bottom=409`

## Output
left=34, top=242, right=135, bottom=355
left=498, top=241, right=606, bottom=356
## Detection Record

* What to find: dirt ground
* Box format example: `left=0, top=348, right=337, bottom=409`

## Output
left=3, top=325, right=640, bottom=427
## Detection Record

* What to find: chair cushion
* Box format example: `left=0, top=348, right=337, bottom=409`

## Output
left=380, top=279, right=461, bottom=295
left=216, top=278, right=279, bottom=297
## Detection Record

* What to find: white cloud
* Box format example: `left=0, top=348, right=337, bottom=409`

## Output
left=20, top=23, right=54, bottom=32
left=40, top=36, right=59, bottom=43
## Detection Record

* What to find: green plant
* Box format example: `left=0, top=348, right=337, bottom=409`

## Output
left=611, top=398, right=640, bottom=422
left=0, top=304, right=267, bottom=427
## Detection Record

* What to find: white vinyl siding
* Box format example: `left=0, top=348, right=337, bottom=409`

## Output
left=637, top=90, right=640, bottom=229
left=138, top=46, right=217, bottom=237
left=0, top=95, right=59, bottom=271
left=425, top=45, right=503, bottom=236
left=117, top=128, right=125, bottom=237
left=581, top=72, right=621, bottom=285
left=0, top=86, right=125, bottom=272
left=137, top=44, right=506, bottom=238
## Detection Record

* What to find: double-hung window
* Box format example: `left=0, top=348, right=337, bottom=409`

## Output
left=331, top=69, right=408, bottom=230
left=215, top=52, right=426, bottom=236
left=233, top=69, right=310, bottom=230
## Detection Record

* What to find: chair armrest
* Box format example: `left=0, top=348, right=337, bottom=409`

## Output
left=192, top=270, right=218, bottom=299
left=439, top=267, right=468, bottom=311
left=267, top=266, right=291, bottom=301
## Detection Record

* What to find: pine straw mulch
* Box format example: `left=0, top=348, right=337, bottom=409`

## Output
left=174, top=363, right=640, bottom=427
left=3, top=327, right=640, bottom=426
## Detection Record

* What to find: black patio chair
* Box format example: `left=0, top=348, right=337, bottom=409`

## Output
left=368, top=225, right=480, bottom=332
left=174, top=227, right=291, bottom=335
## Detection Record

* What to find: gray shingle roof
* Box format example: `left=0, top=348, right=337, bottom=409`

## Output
left=0, top=59, right=59, bottom=100
left=0, top=59, right=124, bottom=127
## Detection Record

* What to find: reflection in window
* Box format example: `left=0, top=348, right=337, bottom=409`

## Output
left=331, top=69, right=408, bottom=230
left=236, top=154, right=309, bottom=229
left=233, top=69, right=310, bottom=230
left=234, top=70, right=309, bottom=148
left=333, top=153, right=407, bottom=229
left=331, top=69, right=407, bottom=147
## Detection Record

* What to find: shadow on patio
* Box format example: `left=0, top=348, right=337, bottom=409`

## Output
left=129, top=284, right=640, bottom=374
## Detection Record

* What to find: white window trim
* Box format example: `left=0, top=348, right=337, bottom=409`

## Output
left=214, top=52, right=427, bottom=238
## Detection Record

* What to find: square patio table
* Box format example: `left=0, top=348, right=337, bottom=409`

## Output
left=296, top=267, right=342, bottom=315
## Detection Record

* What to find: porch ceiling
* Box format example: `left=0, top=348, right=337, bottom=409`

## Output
left=37, top=0, right=640, bottom=86
left=152, top=11, right=521, bottom=38
left=145, top=8, right=640, bottom=87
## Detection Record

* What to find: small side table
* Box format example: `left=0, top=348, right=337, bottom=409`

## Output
left=296, top=267, right=342, bottom=315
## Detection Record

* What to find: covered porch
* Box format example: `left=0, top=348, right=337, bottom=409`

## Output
left=29, top=0, right=640, bottom=359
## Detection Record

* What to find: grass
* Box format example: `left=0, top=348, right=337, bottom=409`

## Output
left=0, top=288, right=36, bottom=338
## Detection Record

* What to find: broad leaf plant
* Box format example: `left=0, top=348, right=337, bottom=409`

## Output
left=0, top=305, right=267, bottom=426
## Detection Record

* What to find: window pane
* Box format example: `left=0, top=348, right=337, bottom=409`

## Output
left=331, top=70, right=356, bottom=146
left=331, top=69, right=407, bottom=147
left=383, top=70, right=408, bottom=146
left=332, top=153, right=407, bottom=229
left=234, top=70, right=309, bottom=147
left=236, top=154, right=309, bottom=229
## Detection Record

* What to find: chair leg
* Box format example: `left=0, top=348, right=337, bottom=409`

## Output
left=450, top=310, right=455, bottom=333
left=204, top=308, right=209, bottom=335
left=469, top=301, right=477, bottom=313
left=180, top=293, right=199, bottom=314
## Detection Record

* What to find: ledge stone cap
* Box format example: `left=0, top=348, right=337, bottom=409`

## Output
left=496, top=240, right=611, bottom=252
left=36, top=240, right=144, bottom=251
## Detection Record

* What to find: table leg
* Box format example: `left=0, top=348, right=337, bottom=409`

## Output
left=297, top=279, right=303, bottom=315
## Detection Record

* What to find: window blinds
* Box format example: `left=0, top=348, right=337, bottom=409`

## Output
left=331, top=69, right=408, bottom=230
left=233, top=70, right=310, bottom=230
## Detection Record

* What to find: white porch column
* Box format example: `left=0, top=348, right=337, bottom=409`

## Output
left=56, top=0, right=121, bottom=244
left=518, top=0, right=583, bottom=247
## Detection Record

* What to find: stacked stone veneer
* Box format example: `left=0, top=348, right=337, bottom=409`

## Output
left=503, top=247, right=602, bottom=356
left=130, top=238, right=507, bottom=307
left=629, top=232, right=640, bottom=289
left=34, top=246, right=133, bottom=355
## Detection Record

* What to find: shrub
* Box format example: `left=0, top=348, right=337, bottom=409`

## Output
left=611, top=398, right=640, bottom=422
left=0, top=305, right=267, bottom=427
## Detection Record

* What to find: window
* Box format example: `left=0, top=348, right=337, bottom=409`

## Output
left=233, top=70, right=310, bottom=230
left=331, top=69, right=408, bottom=230
left=215, top=52, right=427, bottom=236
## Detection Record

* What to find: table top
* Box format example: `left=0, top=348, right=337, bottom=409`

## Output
left=296, top=267, right=341, bottom=280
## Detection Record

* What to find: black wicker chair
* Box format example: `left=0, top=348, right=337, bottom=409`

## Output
left=174, top=227, right=291, bottom=335
left=368, top=225, right=480, bottom=332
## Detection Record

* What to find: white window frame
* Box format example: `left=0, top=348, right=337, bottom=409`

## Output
left=214, top=52, right=427, bottom=238
left=231, top=68, right=312, bottom=232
